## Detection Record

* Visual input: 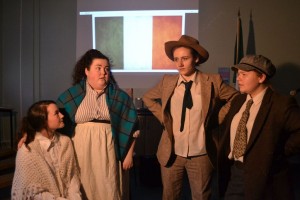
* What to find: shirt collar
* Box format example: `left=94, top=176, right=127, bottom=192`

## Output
left=86, top=80, right=106, bottom=96
left=177, top=70, right=198, bottom=87
left=246, top=87, right=268, bottom=106
left=35, top=132, right=58, bottom=152
left=86, top=80, right=98, bottom=95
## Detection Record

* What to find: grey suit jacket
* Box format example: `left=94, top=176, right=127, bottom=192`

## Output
left=143, top=70, right=238, bottom=167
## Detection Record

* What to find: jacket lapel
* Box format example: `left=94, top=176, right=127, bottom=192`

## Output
left=162, top=76, right=178, bottom=111
left=162, top=75, right=179, bottom=139
left=246, top=88, right=273, bottom=152
left=227, top=95, right=247, bottom=127
left=224, top=95, right=247, bottom=149
left=199, top=72, right=211, bottom=120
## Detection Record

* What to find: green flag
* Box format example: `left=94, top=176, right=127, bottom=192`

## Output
left=233, top=9, right=244, bottom=85
left=246, top=10, right=256, bottom=55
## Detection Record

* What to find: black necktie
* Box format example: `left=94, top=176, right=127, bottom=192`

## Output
left=180, top=81, right=193, bottom=132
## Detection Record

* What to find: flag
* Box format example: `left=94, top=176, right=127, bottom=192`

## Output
left=94, top=16, right=182, bottom=71
left=246, top=10, right=256, bottom=55
left=233, top=9, right=244, bottom=87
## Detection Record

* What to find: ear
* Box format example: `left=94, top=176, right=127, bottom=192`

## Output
left=85, top=68, right=89, bottom=76
left=195, top=56, right=199, bottom=64
left=258, top=73, right=267, bottom=83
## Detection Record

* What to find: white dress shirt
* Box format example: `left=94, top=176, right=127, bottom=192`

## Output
left=171, top=71, right=206, bottom=157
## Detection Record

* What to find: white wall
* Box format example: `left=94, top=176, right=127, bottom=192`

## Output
left=1, top=0, right=300, bottom=128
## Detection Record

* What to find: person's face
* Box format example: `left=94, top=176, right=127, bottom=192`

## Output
left=47, top=103, right=64, bottom=132
left=237, top=69, right=266, bottom=97
left=85, top=58, right=110, bottom=91
left=173, top=47, right=199, bottom=78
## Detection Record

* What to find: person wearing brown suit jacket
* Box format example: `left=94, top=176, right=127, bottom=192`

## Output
left=143, top=35, right=238, bottom=200
left=218, top=55, right=300, bottom=200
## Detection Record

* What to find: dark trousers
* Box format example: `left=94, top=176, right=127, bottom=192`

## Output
left=224, top=162, right=245, bottom=200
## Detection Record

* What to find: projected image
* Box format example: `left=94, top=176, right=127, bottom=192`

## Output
left=80, top=10, right=198, bottom=72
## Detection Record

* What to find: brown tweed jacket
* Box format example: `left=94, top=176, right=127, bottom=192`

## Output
left=143, top=70, right=238, bottom=168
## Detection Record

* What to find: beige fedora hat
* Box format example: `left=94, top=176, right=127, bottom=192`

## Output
left=165, top=35, right=209, bottom=64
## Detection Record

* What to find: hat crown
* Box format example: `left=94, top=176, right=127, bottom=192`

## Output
left=179, top=35, right=200, bottom=45
left=164, top=35, right=209, bottom=65
left=240, top=55, right=276, bottom=77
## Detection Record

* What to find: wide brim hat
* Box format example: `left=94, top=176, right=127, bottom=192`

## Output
left=231, top=54, right=276, bottom=78
left=165, top=35, right=209, bottom=65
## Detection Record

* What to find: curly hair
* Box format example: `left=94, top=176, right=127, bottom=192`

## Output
left=21, top=100, right=57, bottom=147
left=72, top=49, right=117, bottom=85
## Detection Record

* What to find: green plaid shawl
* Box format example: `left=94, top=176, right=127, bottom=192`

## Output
left=57, top=80, right=139, bottom=160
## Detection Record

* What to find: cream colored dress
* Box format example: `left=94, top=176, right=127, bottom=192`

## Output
left=73, top=122, right=128, bottom=200
left=73, top=83, right=130, bottom=200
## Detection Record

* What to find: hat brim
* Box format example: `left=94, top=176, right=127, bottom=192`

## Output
left=231, top=63, right=256, bottom=72
left=231, top=63, right=267, bottom=75
left=165, top=41, right=209, bottom=64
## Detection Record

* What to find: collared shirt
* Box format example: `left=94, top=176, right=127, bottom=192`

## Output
left=170, top=71, right=206, bottom=157
left=35, top=132, right=60, bottom=171
left=75, top=81, right=110, bottom=123
left=229, top=87, right=268, bottom=162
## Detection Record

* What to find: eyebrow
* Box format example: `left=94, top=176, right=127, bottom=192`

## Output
left=95, top=64, right=110, bottom=68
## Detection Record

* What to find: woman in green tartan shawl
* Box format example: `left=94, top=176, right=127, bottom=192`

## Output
left=57, top=49, right=140, bottom=200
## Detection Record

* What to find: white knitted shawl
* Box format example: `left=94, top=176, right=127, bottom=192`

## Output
left=11, top=133, right=80, bottom=199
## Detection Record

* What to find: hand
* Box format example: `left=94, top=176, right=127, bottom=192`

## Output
left=17, top=133, right=27, bottom=150
left=122, top=153, right=133, bottom=170
left=132, top=130, right=140, bottom=138
left=122, top=139, right=136, bottom=170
